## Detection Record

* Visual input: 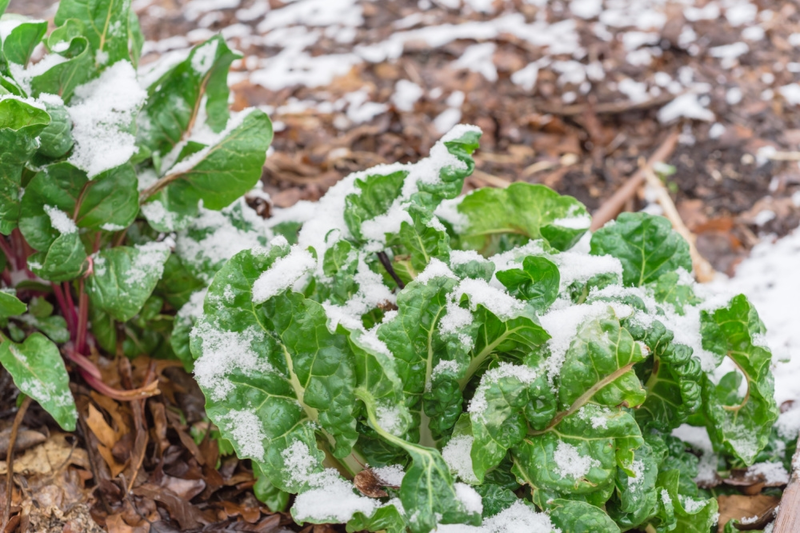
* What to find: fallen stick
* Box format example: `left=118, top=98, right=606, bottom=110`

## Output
left=772, top=438, right=800, bottom=532
left=591, top=130, right=679, bottom=231
left=1, top=396, right=31, bottom=531
left=642, top=166, right=717, bottom=282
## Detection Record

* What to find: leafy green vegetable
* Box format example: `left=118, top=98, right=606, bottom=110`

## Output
left=0, top=3, right=783, bottom=531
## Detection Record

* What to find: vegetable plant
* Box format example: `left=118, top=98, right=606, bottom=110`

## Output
left=189, top=128, right=787, bottom=532
left=0, top=1, right=788, bottom=532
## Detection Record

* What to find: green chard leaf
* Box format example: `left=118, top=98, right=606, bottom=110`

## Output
left=55, top=0, right=135, bottom=68
left=0, top=96, right=50, bottom=234
left=0, top=332, right=77, bottom=430
left=700, top=294, right=778, bottom=465
left=35, top=99, right=74, bottom=159
left=138, top=35, right=241, bottom=156
left=495, top=255, right=560, bottom=312
left=451, top=183, right=590, bottom=255
left=2, top=19, right=48, bottom=66
left=630, top=319, right=702, bottom=432
left=0, top=289, right=26, bottom=317
left=19, top=162, right=139, bottom=250
left=141, top=109, right=273, bottom=230
left=85, top=242, right=171, bottom=323
left=590, top=212, right=692, bottom=287
left=30, top=29, right=93, bottom=102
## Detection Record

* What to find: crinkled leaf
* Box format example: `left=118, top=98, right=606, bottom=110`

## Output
left=606, top=440, right=660, bottom=530
left=467, top=305, right=550, bottom=381
left=590, top=212, right=692, bottom=287
left=358, top=389, right=479, bottom=533
left=454, top=183, right=590, bottom=255
left=191, top=246, right=359, bottom=492
left=394, top=206, right=450, bottom=274
left=0, top=332, right=77, bottom=430
left=469, top=366, right=555, bottom=482
left=2, top=20, right=47, bottom=66
left=139, top=36, right=240, bottom=155
left=495, top=255, right=559, bottom=312
left=85, top=243, right=170, bottom=322
left=644, top=469, right=719, bottom=533
left=700, top=294, right=778, bottom=465
left=343, top=128, right=479, bottom=247
left=558, top=311, right=647, bottom=411
left=377, top=276, right=466, bottom=446
left=511, top=405, right=642, bottom=501
left=630, top=319, right=702, bottom=432
left=648, top=271, right=700, bottom=315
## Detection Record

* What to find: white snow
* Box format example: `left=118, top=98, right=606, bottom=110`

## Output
left=372, top=464, right=405, bottom=486
left=658, top=93, right=715, bottom=124
left=435, top=500, right=560, bottom=532
left=251, top=244, right=316, bottom=303
left=283, top=440, right=379, bottom=523
left=218, top=408, right=266, bottom=460
left=453, top=42, right=497, bottom=82
left=392, top=79, right=423, bottom=112
left=442, top=435, right=479, bottom=483
left=67, top=61, right=147, bottom=178
left=779, top=84, right=800, bottom=105
left=553, top=441, right=600, bottom=480
left=455, top=483, right=483, bottom=515
left=43, top=205, right=77, bottom=235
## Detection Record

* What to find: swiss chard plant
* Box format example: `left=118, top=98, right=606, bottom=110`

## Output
left=0, top=1, right=789, bottom=533
left=0, top=0, right=271, bottom=428
left=187, top=131, right=787, bottom=532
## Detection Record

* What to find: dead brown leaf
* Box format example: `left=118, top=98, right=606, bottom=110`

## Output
left=717, top=494, right=780, bottom=532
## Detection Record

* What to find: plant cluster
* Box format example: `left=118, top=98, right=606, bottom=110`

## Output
left=190, top=128, right=788, bottom=532
left=0, top=1, right=790, bottom=532
left=0, top=1, right=270, bottom=426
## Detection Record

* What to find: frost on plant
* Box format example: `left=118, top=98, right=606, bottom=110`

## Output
left=188, top=123, right=783, bottom=533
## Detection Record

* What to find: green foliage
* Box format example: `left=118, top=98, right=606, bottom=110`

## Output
left=0, top=3, right=784, bottom=532
left=0, top=0, right=273, bottom=455
left=184, top=116, right=781, bottom=531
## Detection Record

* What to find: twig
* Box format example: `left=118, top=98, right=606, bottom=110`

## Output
left=377, top=252, right=405, bottom=289
left=772, top=437, right=800, bottom=532
left=471, top=169, right=511, bottom=189
left=763, top=151, right=800, bottom=162
left=591, top=130, right=680, bottom=231
left=642, top=166, right=717, bottom=283
left=2, top=396, right=31, bottom=531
